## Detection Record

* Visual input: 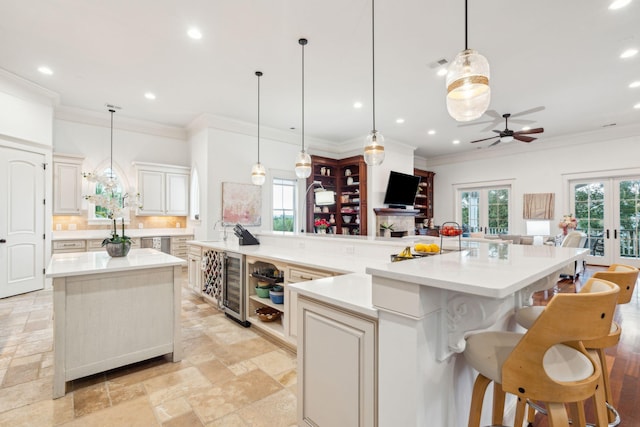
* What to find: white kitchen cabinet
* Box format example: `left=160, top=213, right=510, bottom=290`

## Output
left=53, top=154, right=84, bottom=215
left=86, top=237, right=140, bottom=252
left=133, top=162, right=189, bottom=216
left=297, top=296, right=377, bottom=427
left=170, top=235, right=193, bottom=260
left=52, top=240, right=86, bottom=254
left=187, top=245, right=202, bottom=295
left=285, top=266, right=333, bottom=342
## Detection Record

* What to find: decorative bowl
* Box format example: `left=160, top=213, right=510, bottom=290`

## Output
left=269, top=289, right=284, bottom=304
left=343, top=215, right=352, bottom=223
left=255, top=306, right=282, bottom=322
left=255, top=286, right=271, bottom=298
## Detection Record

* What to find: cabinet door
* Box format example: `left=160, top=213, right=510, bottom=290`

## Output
left=166, top=173, right=189, bottom=216
left=287, top=267, right=332, bottom=340
left=53, top=161, right=83, bottom=215
left=297, top=297, right=376, bottom=427
left=138, top=170, right=165, bottom=215
left=188, top=253, right=202, bottom=295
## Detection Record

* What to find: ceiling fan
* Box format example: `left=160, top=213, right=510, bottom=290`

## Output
left=469, top=113, right=544, bottom=146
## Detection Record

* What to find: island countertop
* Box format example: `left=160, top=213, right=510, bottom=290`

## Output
left=46, top=248, right=187, bottom=278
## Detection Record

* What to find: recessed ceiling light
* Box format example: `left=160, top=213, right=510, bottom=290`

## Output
left=609, top=0, right=632, bottom=10
left=452, top=139, right=460, bottom=145
left=629, top=81, right=640, bottom=88
left=395, top=118, right=405, bottom=124
left=521, top=126, right=531, bottom=131
left=38, top=66, right=53, bottom=75
left=187, top=27, right=202, bottom=40
left=620, top=48, right=638, bottom=59
left=427, top=130, right=436, bottom=135
left=144, top=92, right=156, bottom=100
left=353, top=102, right=363, bottom=109
left=436, top=68, right=448, bottom=77
left=634, top=102, right=640, bottom=109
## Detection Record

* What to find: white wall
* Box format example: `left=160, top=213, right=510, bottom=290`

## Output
left=426, top=126, right=640, bottom=235
left=54, top=119, right=189, bottom=194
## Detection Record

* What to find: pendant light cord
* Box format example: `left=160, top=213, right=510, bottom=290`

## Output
left=257, top=72, right=261, bottom=163
left=464, top=0, right=468, bottom=50
left=301, top=41, right=305, bottom=152
left=109, top=109, right=114, bottom=179
left=371, top=0, right=376, bottom=132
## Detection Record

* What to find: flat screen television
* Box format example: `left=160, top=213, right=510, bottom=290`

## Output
left=383, top=171, right=421, bottom=209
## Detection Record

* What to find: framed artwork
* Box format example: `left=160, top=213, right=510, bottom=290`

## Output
left=222, top=182, right=262, bottom=226
left=523, top=193, right=554, bottom=219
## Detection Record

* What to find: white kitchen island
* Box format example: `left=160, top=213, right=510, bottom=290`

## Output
left=290, top=241, right=588, bottom=427
left=46, top=248, right=186, bottom=398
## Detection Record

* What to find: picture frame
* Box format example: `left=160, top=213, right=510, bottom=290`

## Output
left=222, top=182, right=262, bottom=226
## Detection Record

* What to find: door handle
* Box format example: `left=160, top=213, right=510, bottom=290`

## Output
left=606, top=229, right=610, bottom=239
left=614, top=229, right=618, bottom=239
left=0, top=239, right=6, bottom=243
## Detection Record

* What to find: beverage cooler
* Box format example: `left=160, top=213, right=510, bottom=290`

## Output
left=222, top=251, right=249, bottom=326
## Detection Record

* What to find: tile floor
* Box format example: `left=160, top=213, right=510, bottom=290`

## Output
left=0, top=276, right=298, bottom=426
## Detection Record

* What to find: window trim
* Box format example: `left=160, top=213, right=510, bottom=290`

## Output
left=453, top=179, right=514, bottom=234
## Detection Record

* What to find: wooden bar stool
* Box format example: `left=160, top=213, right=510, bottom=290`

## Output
left=516, top=264, right=638, bottom=425
left=464, top=278, right=620, bottom=427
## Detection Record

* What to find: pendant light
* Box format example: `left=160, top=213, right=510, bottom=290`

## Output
left=251, top=71, right=266, bottom=185
left=446, top=0, right=491, bottom=122
left=364, top=0, right=385, bottom=166
left=294, top=38, right=312, bottom=179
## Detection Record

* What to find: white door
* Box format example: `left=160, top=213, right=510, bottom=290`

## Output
left=457, top=184, right=512, bottom=234
left=0, top=146, right=45, bottom=298
left=571, top=177, right=640, bottom=267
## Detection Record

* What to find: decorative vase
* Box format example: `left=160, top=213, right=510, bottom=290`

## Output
left=329, top=214, right=335, bottom=224
left=105, top=241, right=131, bottom=257
left=317, top=228, right=327, bottom=234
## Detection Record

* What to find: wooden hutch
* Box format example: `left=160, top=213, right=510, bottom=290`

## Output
left=306, top=155, right=368, bottom=236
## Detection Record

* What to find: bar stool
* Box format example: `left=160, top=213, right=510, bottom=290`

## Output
left=516, top=264, right=638, bottom=425
left=464, top=278, right=620, bottom=427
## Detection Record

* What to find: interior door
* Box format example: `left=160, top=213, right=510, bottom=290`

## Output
left=0, top=146, right=45, bottom=298
left=571, top=177, right=640, bottom=267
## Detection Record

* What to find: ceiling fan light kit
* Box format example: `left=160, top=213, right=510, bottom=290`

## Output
left=446, top=0, right=491, bottom=122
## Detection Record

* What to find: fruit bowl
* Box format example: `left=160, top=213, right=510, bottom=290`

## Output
left=440, top=225, right=462, bottom=237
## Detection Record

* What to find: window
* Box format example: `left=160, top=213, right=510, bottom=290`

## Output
left=456, top=182, right=512, bottom=234
left=85, top=166, right=132, bottom=224
left=272, top=177, right=296, bottom=232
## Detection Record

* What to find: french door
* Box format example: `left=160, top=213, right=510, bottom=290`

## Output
left=457, top=183, right=511, bottom=234
left=570, top=177, right=640, bottom=267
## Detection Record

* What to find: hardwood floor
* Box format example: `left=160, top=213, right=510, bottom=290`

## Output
left=528, top=265, right=640, bottom=426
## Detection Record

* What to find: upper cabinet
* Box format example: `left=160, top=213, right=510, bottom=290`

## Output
left=133, top=162, right=190, bottom=216
left=53, top=153, right=84, bottom=215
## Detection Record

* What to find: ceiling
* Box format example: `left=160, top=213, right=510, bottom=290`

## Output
left=1, top=0, right=638, bottom=158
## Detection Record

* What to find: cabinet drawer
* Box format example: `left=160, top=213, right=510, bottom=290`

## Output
left=288, top=266, right=333, bottom=282
left=53, top=240, right=86, bottom=251
left=188, top=245, right=202, bottom=256
left=171, top=235, right=193, bottom=244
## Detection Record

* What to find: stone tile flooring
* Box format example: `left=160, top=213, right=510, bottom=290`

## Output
left=0, top=278, right=297, bottom=426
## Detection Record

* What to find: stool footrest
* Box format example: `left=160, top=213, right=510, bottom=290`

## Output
left=527, top=400, right=621, bottom=427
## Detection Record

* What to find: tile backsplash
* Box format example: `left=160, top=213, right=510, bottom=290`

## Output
left=52, top=214, right=187, bottom=231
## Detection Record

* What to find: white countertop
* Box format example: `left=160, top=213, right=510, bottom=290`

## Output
left=46, top=248, right=187, bottom=278
left=366, top=243, right=588, bottom=299
left=288, top=273, right=377, bottom=318
left=51, top=228, right=194, bottom=241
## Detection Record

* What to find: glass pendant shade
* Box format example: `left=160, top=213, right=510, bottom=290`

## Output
left=251, top=162, right=266, bottom=185
left=446, top=49, right=491, bottom=122
left=295, top=150, right=312, bottom=179
left=364, top=130, right=385, bottom=166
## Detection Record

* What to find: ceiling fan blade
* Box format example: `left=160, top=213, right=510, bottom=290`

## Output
left=492, top=129, right=501, bottom=134
left=470, top=136, right=499, bottom=144
left=510, top=106, right=545, bottom=118
left=515, top=127, right=544, bottom=135
left=484, top=110, right=502, bottom=119
left=508, top=118, right=536, bottom=125
left=488, top=140, right=502, bottom=147
left=514, top=135, right=536, bottom=143
left=456, top=109, right=503, bottom=128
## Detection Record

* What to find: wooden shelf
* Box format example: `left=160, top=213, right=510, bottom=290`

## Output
left=413, top=168, right=435, bottom=231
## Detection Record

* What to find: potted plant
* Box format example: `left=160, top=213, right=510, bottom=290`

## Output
left=314, top=217, right=330, bottom=234
left=85, top=191, right=142, bottom=257
left=380, top=223, right=394, bottom=238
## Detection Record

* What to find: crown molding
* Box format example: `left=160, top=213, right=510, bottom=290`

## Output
left=54, top=105, right=187, bottom=140
left=0, top=68, right=60, bottom=106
